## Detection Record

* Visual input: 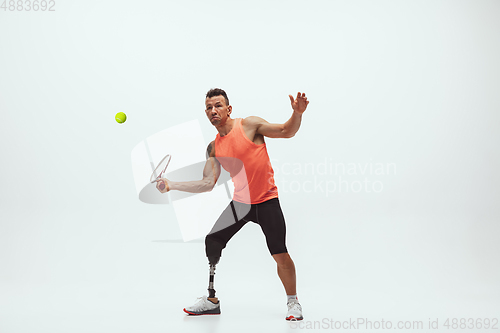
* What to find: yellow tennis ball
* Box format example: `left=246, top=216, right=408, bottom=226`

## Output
left=115, top=112, right=127, bottom=123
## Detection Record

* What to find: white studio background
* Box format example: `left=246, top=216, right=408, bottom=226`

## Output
left=1, top=1, right=499, bottom=332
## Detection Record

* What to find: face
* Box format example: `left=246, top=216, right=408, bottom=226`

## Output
left=205, top=95, right=232, bottom=126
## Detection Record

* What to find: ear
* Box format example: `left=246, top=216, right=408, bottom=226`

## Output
left=227, top=105, right=232, bottom=115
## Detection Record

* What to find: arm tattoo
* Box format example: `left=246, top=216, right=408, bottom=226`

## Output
left=206, top=142, right=214, bottom=159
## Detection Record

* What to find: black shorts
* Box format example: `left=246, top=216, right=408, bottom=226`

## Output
left=205, top=198, right=288, bottom=256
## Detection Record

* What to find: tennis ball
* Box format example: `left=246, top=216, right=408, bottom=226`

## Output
left=115, top=112, right=127, bottom=124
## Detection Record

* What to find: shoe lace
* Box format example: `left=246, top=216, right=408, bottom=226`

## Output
left=193, top=296, right=210, bottom=311
left=287, top=299, right=302, bottom=312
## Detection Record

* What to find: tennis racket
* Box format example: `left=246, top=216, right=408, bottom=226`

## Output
left=150, top=154, right=171, bottom=191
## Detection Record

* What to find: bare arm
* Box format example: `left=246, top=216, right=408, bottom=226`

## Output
left=247, top=92, right=309, bottom=138
left=156, top=142, right=221, bottom=193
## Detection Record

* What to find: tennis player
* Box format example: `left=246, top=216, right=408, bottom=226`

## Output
left=156, top=88, right=309, bottom=321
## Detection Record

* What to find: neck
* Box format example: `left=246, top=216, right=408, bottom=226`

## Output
left=216, top=117, right=235, bottom=136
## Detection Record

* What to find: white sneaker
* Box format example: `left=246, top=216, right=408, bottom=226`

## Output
left=183, top=296, right=221, bottom=315
left=286, top=298, right=303, bottom=321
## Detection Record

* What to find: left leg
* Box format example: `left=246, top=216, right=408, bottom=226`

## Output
left=256, top=198, right=302, bottom=320
left=256, top=198, right=296, bottom=294
left=256, top=198, right=303, bottom=320
left=272, top=252, right=296, bottom=295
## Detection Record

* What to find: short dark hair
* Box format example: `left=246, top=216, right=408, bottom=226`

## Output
left=206, top=88, right=229, bottom=106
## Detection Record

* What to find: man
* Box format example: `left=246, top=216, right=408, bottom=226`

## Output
left=156, top=88, right=309, bottom=321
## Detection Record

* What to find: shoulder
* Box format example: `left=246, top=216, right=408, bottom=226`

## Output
left=242, top=116, right=266, bottom=128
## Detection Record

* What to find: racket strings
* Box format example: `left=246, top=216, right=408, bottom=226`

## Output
left=150, top=154, right=171, bottom=183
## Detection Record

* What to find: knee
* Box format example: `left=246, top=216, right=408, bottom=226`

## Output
left=273, top=252, right=294, bottom=269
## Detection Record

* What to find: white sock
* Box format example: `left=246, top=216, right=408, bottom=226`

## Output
left=287, top=294, right=297, bottom=302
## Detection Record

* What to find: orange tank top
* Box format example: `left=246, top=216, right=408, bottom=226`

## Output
left=215, top=118, right=278, bottom=204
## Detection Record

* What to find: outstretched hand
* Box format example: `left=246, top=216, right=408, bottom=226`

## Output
left=289, top=92, right=309, bottom=114
left=156, top=178, right=170, bottom=193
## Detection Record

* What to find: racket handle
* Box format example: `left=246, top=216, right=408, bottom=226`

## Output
left=159, top=182, right=165, bottom=191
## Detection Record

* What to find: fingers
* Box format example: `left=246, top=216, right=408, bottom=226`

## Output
left=297, top=92, right=308, bottom=103
left=292, top=92, right=308, bottom=100
left=290, top=92, right=309, bottom=111
left=156, top=178, right=169, bottom=193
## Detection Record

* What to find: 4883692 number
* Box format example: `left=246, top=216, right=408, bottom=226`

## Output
left=443, top=318, right=498, bottom=330
left=1, top=0, right=56, bottom=11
